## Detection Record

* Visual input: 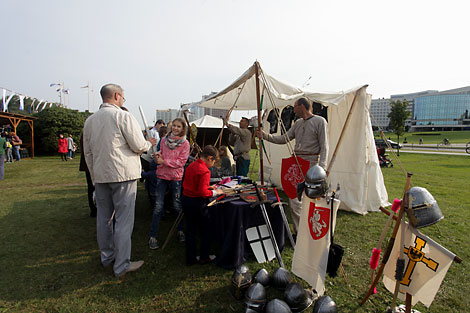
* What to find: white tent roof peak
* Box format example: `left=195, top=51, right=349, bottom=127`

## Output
left=183, top=61, right=369, bottom=111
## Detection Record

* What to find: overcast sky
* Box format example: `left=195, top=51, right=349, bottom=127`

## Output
left=2, top=0, right=470, bottom=125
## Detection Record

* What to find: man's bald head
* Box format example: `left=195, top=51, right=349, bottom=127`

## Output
left=100, top=84, right=124, bottom=102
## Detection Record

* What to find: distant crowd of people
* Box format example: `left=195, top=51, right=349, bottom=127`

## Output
left=0, top=130, right=23, bottom=180
left=57, top=133, right=77, bottom=161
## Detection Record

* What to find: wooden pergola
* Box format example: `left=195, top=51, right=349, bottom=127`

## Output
left=0, top=112, right=37, bottom=158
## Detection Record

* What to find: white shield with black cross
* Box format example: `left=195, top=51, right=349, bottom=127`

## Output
left=246, top=224, right=275, bottom=263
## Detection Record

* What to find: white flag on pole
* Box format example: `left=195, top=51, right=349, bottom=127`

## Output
left=4, top=91, right=16, bottom=112
left=383, top=221, right=455, bottom=307
left=2, top=89, right=6, bottom=112
left=18, top=95, right=25, bottom=111
left=30, top=98, right=36, bottom=112
left=36, top=100, right=44, bottom=111
left=292, top=196, right=340, bottom=295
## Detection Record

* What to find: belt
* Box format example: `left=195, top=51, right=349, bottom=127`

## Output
left=295, top=152, right=320, bottom=156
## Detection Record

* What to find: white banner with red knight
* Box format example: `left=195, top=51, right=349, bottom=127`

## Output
left=281, top=156, right=310, bottom=199
left=292, top=196, right=340, bottom=295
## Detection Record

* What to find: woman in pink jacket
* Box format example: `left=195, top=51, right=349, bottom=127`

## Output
left=149, top=117, right=190, bottom=249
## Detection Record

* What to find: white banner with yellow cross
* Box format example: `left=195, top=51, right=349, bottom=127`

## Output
left=383, top=221, right=455, bottom=307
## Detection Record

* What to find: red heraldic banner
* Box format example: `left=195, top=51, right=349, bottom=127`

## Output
left=281, top=156, right=310, bottom=199
left=292, top=196, right=340, bottom=295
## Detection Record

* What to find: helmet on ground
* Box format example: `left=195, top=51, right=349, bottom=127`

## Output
left=244, top=283, right=267, bottom=312
left=253, top=268, right=271, bottom=287
left=312, top=295, right=337, bottom=313
left=283, top=283, right=314, bottom=312
left=265, top=299, right=292, bottom=313
left=304, top=165, right=328, bottom=199
left=231, top=264, right=252, bottom=300
left=272, top=267, right=293, bottom=290
left=405, top=187, right=444, bottom=228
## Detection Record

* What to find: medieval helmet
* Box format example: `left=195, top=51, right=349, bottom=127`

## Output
left=231, top=264, right=252, bottom=300
left=283, top=283, right=314, bottom=312
left=253, top=268, right=271, bottom=287
left=405, top=187, right=444, bottom=228
left=265, top=299, right=293, bottom=313
left=312, top=295, right=337, bottom=313
left=244, top=283, right=267, bottom=312
left=304, top=165, right=328, bottom=199
left=272, top=267, right=293, bottom=290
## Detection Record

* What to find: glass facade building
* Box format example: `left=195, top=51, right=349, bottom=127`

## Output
left=414, top=94, right=470, bottom=126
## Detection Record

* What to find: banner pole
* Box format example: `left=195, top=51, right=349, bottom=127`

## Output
left=255, top=61, right=264, bottom=184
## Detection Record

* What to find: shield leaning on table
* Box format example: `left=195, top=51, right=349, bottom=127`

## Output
left=246, top=225, right=275, bottom=263
left=281, top=156, right=310, bottom=199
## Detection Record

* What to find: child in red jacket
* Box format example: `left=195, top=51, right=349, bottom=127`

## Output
left=182, top=145, right=223, bottom=265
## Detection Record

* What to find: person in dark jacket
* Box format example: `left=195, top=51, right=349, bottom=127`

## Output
left=79, top=134, right=97, bottom=217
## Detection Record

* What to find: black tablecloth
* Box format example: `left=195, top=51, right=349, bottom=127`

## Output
left=210, top=194, right=285, bottom=269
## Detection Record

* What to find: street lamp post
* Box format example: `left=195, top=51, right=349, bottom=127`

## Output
left=50, top=82, right=69, bottom=107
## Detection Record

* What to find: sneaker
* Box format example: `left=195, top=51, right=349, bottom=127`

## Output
left=178, top=231, right=185, bottom=242
left=200, top=255, right=216, bottom=265
left=118, top=260, right=144, bottom=279
left=149, top=237, right=159, bottom=249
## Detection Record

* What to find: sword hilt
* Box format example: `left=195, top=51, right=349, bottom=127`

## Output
left=249, top=200, right=273, bottom=208
left=271, top=201, right=288, bottom=207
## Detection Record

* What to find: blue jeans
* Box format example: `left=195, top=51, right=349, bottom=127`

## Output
left=149, top=178, right=182, bottom=238
left=13, top=146, right=20, bottom=161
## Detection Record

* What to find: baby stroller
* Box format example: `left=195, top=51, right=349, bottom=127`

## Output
left=377, top=147, right=393, bottom=168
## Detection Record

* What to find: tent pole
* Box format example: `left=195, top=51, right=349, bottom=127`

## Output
left=326, top=85, right=367, bottom=177
left=255, top=61, right=264, bottom=185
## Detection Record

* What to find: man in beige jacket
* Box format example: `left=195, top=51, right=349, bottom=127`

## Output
left=83, top=84, right=156, bottom=278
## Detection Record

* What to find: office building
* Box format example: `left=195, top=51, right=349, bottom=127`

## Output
left=155, top=109, right=180, bottom=124
left=411, top=86, right=470, bottom=131
left=370, top=98, right=391, bottom=129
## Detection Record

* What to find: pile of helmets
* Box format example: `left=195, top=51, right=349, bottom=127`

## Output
left=231, top=265, right=337, bottom=313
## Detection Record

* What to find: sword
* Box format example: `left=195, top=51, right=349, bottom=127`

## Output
left=138, top=105, right=157, bottom=155
left=252, top=182, right=284, bottom=268
left=272, top=187, right=296, bottom=248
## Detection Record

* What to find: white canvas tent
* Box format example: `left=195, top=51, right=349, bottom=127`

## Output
left=191, top=115, right=239, bottom=128
left=182, top=62, right=389, bottom=214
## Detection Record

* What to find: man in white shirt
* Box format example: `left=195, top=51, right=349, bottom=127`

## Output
left=83, top=83, right=157, bottom=278
left=149, top=119, right=165, bottom=141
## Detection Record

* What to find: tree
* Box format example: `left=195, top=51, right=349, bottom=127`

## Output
left=33, top=107, right=92, bottom=155
left=388, top=100, right=411, bottom=156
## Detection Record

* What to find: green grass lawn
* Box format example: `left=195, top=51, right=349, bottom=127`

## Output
left=0, top=153, right=468, bottom=312
left=375, top=130, right=470, bottom=144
